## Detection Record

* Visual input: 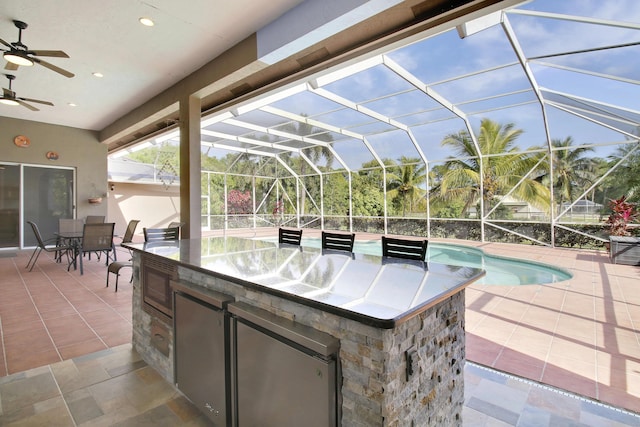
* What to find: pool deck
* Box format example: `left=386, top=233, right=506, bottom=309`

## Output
left=206, top=228, right=640, bottom=414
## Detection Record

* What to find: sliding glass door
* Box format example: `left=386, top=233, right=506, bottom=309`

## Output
left=23, top=166, right=75, bottom=247
left=0, top=164, right=20, bottom=248
left=0, top=163, right=75, bottom=249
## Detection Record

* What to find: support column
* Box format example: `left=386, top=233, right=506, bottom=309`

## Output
left=179, top=95, right=202, bottom=239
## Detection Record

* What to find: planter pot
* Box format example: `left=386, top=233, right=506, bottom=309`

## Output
left=609, top=236, right=640, bottom=265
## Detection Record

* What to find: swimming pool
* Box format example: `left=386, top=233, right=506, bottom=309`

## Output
left=265, top=237, right=572, bottom=286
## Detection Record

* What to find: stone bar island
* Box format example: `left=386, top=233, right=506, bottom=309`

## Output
left=124, top=236, right=484, bottom=426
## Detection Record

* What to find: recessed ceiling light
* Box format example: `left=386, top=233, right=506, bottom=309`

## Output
left=139, top=17, right=154, bottom=27
left=68, top=103, right=77, bottom=107
left=92, top=72, right=104, bottom=78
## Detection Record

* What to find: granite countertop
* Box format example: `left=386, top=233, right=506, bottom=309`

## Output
left=126, top=236, right=485, bottom=328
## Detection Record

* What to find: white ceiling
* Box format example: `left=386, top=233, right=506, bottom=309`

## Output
left=0, top=0, right=303, bottom=131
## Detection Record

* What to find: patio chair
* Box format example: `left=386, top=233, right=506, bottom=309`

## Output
left=143, top=226, right=180, bottom=242
left=168, top=221, right=184, bottom=239
left=381, top=236, right=428, bottom=261
left=119, top=219, right=140, bottom=246
left=26, top=221, right=73, bottom=272
left=85, top=215, right=105, bottom=224
left=82, top=216, right=107, bottom=261
left=107, top=260, right=133, bottom=291
left=79, top=223, right=116, bottom=275
left=59, top=218, right=84, bottom=233
left=321, top=231, right=355, bottom=252
left=278, top=227, right=303, bottom=245
left=106, top=219, right=140, bottom=291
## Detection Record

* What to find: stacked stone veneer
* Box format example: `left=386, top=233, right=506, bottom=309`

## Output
left=131, top=253, right=174, bottom=384
left=132, top=254, right=466, bottom=426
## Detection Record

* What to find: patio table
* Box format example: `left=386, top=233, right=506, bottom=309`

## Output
left=55, top=230, right=83, bottom=270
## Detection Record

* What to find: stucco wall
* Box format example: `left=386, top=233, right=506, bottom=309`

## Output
left=107, top=181, right=180, bottom=241
left=0, top=116, right=106, bottom=217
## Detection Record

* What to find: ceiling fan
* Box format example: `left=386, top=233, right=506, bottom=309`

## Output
left=0, top=20, right=74, bottom=78
left=0, top=74, right=53, bottom=111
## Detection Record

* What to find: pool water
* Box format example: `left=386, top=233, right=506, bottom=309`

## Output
left=268, top=237, right=572, bottom=286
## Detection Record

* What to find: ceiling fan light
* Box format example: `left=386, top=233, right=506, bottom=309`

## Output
left=0, top=98, right=20, bottom=106
left=4, top=52, right=34, bottom=66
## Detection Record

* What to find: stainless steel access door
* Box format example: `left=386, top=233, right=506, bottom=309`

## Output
left=174, top=292, right=229, bottom=425
left=233, top=307, right=338, bottom=427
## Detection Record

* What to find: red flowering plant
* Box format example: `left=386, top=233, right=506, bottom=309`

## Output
left=272, top=198, right=284, bottom=226
left=604, top=195, right=639, bottom=236
left=227, top=190, right=252, bottom=214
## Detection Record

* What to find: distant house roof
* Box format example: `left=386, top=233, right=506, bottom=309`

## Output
left=108, top=158, right=180, bottom=186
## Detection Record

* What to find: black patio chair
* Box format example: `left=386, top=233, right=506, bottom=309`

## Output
left=143, top=226, right=180, bottom=242
left=321, top=231, right=355, bottom=252
left=278, top=227, right=303, bottom=246
left=168, top=221, right=184, bottom=239
left=381, top=236, right=428, bottom=261
left=26, top=221, right=73, bottom=272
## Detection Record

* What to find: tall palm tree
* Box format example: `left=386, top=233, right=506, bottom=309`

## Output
left=431, top=118, right=550, bottom=217
left=544, top=137, right=596, bottom=215
left=387, top=157, right=427, bottom=216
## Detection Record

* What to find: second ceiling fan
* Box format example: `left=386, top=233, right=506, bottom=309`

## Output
left=0, top=20, right=74, bottom=78
left=0, top=74, right=54, bottom=111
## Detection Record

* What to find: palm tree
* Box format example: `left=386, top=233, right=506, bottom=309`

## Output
left=278, top=116, right=334, bottom=174
left=387, top=157, right=427, bottom=216
left=544, top=137, right=596, bottom=215
left=604, top=142, right=640, bottom=202
left=431, top=118, right=550, bottom=217
left=293, top=119, right=334, bottom=215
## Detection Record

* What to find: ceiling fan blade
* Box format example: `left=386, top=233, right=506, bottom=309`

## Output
left=16, top=99, right=39, bottom=111
left=19, top=96, right=53, bottom=106
left=32, top=57, right=74, bottom=78
left=0, top=37, right=12, bottom=49
left=30, top=50, right=69, bottom=58
left=4, top=61, right=19, bottom=71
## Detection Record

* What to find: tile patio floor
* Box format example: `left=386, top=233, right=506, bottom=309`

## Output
left=0, top=247, right=133, bottom=376
left=0, top=231, right=639, bottom=425
left=462, top=240, right=640, bottom=414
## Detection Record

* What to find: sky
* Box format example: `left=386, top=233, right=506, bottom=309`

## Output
left=135, top=0, right=640, bottom=174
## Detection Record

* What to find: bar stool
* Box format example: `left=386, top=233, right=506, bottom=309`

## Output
left=321, top=231, right=355, bottom=252
left=279, top=227, right=303, bottom=245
